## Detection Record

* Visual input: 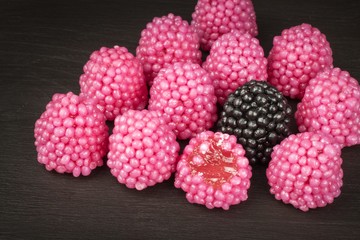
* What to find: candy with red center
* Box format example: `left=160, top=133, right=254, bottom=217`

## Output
left=268, top=23, right=333, bottom=99
left=174, top=131, right=252, bottom=210
left=107, top=110, right=180, bottom=190
left=148, top=62, right=217, bottom=140
left=79, top=46, right=148, bottom=121
left=136, top=13, right=202, bottom=85
left=191, top=0, right=258, bottom=51
left=296, top=67, right=360, bottom=147
left=266, top=132, right=343, bottom=211
left=34, top=92, right=109, bottom=177
left=203, top=31, right=267, bottom=105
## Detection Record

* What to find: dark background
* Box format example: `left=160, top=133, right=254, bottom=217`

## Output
left=1, top=0, right=359, bottom=239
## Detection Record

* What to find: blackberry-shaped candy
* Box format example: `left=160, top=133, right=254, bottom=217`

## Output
left=80, top=46, right=148, bottom=121
left=268, top=23, right=333, bottom=99
left=217, top=80, right=292, bottom=165
left=203, top=31, right=268, bottom=105
left=296, top=67, right=360, bottom=147
left=148, top=62, right=217, bottom=140
left=136, top=13, right=202, bottom=86
left=107, top=110, right=180, bottom=190
left=174, top=131, right=252, bottom=210
left=266, top=132, right=343, bottom=211
left=191, top=0, right=258, bottom=51
left=34, top=92, right=108, bottom=177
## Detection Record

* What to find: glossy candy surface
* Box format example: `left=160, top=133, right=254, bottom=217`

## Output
left=266, top=132, right=343, bottom=211
left=34, top=92, right=109, bottom=177
left=175, top=131, right=252, bottom=210
left=107, top=110, right=180, bottom=190
left=148, top=62, right=217, bottom=140
left=203, top=31, right=267, bottom=105
left=268, top=23, right=333, bottom=99
left=80, top=46, right=148, bottom=121
left=217, top=80, right=292, bottom=165
left=136, top=13, right=202, bottom=85
left=296, top=68, right=360, bottom=147
left=191, top=0, right=258, bottom=51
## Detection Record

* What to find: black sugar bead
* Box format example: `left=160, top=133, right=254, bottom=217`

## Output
left=254, top=128, right=266, bottom=139
left=246, top=109, right=258, bottom=120
left=225, top=126, right=234, bottom=134
left=247, top=138, right=257, bottom=148
left=240, top=103, right=250, bottom=112
left=233, top=98, right=242, bottom=107
left=232, top=109, right=242, bottom=118
left=238, top=137, right=247, bottom=146
left=234, top=128, right=242, bottom=137
left=257, top=116, right=270, bottom=127
left=268, top=132, right=278, bottom=145
left=237, top=118, right=247, bottom=128
left=255, top=94, right=268, bottom=105
left=227, top=117, right=237, bottom=127
left=267, top=122, right=276, bottom=131
left=247, top=121, right=258, bottom=130
left=243, top=129, right=253, bottom=138
left=242, top=93, right=253, bottom=102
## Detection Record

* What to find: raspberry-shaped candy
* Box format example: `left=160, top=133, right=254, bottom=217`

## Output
left=80, top=46, right=148, bottom=121
left=296, top=68, right=360, bottom=147
left=268, top=23, right=333, bottom=99
left=34, top=92, right=108, bottom=177
left=191, top=0, right=258, bottom=51
left=203, top=31, right=267, bottom=105
left=136, top=13, right=202, bottom=85
left=266, top=132, right=343, bottom=212
left=217, top=80, right=292, bottom=165
left=148, top=62, right=217, bottom=140
left=175, top=131, right=252, bottom=210
left=107, top=110, right=180, bottom=190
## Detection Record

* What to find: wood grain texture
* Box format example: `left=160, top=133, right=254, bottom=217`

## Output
left=0, top=0, right=359, bottom=239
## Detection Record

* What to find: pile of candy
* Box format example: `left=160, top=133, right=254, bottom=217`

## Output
left=34, top=0, right=359, bottom=211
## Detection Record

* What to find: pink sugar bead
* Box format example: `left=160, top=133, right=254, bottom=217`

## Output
left=266, top=132, right=343, bottom=211
left=107, top=110, right=180, bottom=190
left=296, top=67, right=360, bottom=147
left=268, top=23, right=333, bottom=99
left=80, top=46, right=148, bottom=121
left=148, top=62, right=218, bottom=140
left=34, top=92, right=109, bottom=177
left=136, top=13, right=202, bottom=85
left=203, top=31, right=268, bottom=105
left=175, top=131, right=252, bottom=210
left=191, top=0, right=258, bottom=51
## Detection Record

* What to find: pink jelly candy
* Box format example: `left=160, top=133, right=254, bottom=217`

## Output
left=266, top=132, right=343, bottom=211
left=175, top=131, right=252, bottom=210
left=296, top=67, right=360, bottom=147
left=107, top=110, right=180, bottom=190
left=34, top=92, right=109, bottom=177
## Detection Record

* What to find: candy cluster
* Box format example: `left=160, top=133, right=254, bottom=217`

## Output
left=80, top=46, right=148, bottom=121
left=296, top=68, right=360, bottom=147
left=191, top=0, right=258, bottom=51
left=217, top=80, right=292, bottom=165
left=136, top=13, right=202, bottom=85
left=148, top=62, right=218, bottom=139
left=34, top=0, right=359, bottom=212
left=203, top=31, right=268, bottom=104
left=266, top=132, right=343, bottom=211
left=268, top=23, right=333, bottom=99
left=34, top=92, right=109, bottom=177
left=107, top=110, right=180, bottom=190
left=175, top=131, right=252, bottom=210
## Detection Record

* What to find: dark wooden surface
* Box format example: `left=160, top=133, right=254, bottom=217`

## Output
left=1, top=0, right=360, bottom=239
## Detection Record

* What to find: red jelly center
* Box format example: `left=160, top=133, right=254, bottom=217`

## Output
left=188, top=137, right=237, bottom=188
